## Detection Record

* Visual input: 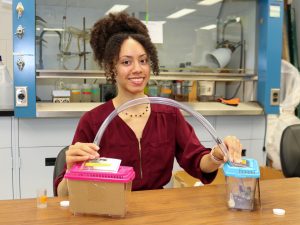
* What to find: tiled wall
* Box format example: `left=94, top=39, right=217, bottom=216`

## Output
left=0, top=3, right=13, bottom=77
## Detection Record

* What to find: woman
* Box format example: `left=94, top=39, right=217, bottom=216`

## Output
left=56, top=12, right=242, bottom=196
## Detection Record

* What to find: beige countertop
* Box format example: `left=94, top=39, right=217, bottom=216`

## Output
left=36, top=101, right=264, bottom=117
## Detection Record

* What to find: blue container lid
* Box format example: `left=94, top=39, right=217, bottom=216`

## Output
left=223, top=158, right=260, bottom=178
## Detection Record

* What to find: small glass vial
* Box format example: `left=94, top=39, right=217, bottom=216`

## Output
left=81, top=83, right=92, bottom=102
left=36, top=188, right=47, bottom=208
left=70, top=83, right=81, bottom=102
left=91, top=84, right=101, bottom=102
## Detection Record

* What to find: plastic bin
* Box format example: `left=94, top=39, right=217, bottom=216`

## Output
left=65, top=163, right=135, bottom=217
left=223, top=158, right=260, bottom=211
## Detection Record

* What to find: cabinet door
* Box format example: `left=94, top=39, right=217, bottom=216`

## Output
left=185, top=116, right=216, bottom=142
left=215, top=115, right=265, bottom=165
left=19, top=147, right=61, bottom=198
left=18, top=118, right=79, bottom=147
left=0, top=148, right=13, bottom=200
left=0, top=117, right=11, bottom=148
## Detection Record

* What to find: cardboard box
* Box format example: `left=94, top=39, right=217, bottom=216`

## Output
left=173, top=166, right=284, bottom=188
left=65, top=164, right=135, bottom=217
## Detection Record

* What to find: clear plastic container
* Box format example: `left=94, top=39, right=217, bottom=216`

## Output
left=0, top=56, right=13, bottom=110
left=147, top=81, right=159, bottom=97
left=223, top=158, right=260, bottom=211
left=69, top=83, right=81, bottom=102
left=65, top=163, right=135, bottom=217
left=81, top=83, right=92, bottom=102
left=91, top=84, right=101, bottom=102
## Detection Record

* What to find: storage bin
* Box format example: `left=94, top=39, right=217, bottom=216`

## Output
left=223, top=158, right=260, bottom=211
left=65, top=163, right=135, bottom=217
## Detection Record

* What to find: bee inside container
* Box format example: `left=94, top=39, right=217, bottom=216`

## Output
left=223, top=158, right=261, bottom=211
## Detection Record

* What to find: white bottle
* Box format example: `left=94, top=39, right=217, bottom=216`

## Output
left=0, top=55, right=14, bottom=110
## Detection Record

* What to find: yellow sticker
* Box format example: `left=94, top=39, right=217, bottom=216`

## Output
left=241, top=159, right=247, bottom=165
left=85, top=162, right=111, bottom=167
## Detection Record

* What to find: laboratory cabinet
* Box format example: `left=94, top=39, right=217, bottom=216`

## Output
left=0, top=117, right=12, bottom=148
left=17, top=118, right=79, bottom=198
left=0, top=117, right=13, bottom=200
left=187, top=115, right=265, bottom=165
left=19, top=147, right=62, bottom=198
left=0, top=149, right=13, bottom=200
left=18, top=118, right=79, bottom=147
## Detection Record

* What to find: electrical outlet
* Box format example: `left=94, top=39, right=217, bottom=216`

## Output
left=15, top=86, right=28, bottom=107
left=270, top=88, right=280, bottom=106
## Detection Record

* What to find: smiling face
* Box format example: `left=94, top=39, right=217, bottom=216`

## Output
left=115, top=37, right=150, bottom=98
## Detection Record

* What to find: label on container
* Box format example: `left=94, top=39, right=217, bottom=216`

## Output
left=161, top=88, right=172, bottom=94
left=84, top=157, right=121, bottom=172
left=71, top=89, right=81, bottom=95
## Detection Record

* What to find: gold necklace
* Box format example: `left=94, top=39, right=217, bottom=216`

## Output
left=123, top=104, right=149, bottom=118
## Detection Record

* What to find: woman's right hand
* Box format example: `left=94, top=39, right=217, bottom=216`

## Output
left=66, top=142, right=100, bottom=169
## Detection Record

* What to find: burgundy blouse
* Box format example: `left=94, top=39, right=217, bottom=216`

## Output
left=54, top=100, right=217, bottom=192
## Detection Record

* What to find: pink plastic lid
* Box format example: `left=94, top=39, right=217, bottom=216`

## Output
left=64, top=164, right=135, bottom=183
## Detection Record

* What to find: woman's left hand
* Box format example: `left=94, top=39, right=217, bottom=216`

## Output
left=211, top=136, right=242, bottom=163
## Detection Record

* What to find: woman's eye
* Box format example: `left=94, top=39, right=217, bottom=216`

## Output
left=121, top=60, right=131, bottom=65
left=140, top=58, right=148, bottom=65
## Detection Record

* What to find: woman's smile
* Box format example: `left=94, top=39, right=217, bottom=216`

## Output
left=128, top=76, right=146, bottom=85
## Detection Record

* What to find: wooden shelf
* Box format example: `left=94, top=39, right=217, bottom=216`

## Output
left=36, top=69, right=257, bottom=82
left=36, top=101, right=263, bottom=118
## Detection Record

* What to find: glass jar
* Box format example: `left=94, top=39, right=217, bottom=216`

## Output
left=69, top=83, right=81, bottom=102
left=197, top=81, right=215, bottom=102
left=181, top=81, right=192, bottom=101
left=81, top=83, right=92, bottom=102
left=174, top=81, right=184, bottom=101
left=91, top=84, right=101, bottom=102
left=147, top=81, right=159, bottom=97
left=159, top=81, right=172, bottom=98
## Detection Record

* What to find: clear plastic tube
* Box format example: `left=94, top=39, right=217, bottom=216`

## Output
left=94, top=97, right=227, bottom=154
left=93, top=97, right=244, bottom=166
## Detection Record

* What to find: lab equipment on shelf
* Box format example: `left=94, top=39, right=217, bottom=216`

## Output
left=0, top=55, right=13, bottom=110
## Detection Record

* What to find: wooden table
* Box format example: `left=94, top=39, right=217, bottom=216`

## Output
left=1, top=178, right=299, bottom=225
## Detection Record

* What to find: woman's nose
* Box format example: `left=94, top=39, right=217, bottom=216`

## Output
left=132, top=60, right=142, bottom=73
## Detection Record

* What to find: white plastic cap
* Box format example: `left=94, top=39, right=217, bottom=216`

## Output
left=60, top=200, right=70, bottom=207
left=273, top=208, right=285, bottom=216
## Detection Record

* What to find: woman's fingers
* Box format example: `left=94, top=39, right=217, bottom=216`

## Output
left=233, top=143, right=242, bottom=162
left=66, top=142, right=100, bottom=168
left=223, top=136, right=242, bottom=163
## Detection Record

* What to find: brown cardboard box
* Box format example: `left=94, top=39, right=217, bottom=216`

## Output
left=68, top=180, right=132, bottom=217
left=173, top=167, right=284, bottom=188
left=65, top=164, right=135, bottom=217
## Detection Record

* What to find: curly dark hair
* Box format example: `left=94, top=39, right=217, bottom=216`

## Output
left=90, top=12, right=159, bottom=83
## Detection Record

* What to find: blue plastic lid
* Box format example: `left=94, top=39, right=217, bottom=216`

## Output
left=223, top=158, right=260, bottom=178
